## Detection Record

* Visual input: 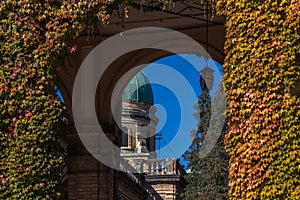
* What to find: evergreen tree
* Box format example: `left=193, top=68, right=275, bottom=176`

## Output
left=183, top=85, right=229, bottom=200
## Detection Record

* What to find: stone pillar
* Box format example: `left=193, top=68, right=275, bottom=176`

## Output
left=66, top=124, right=117, bottom=200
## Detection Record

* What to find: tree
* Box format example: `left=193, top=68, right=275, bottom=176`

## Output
left=183, top=85, right=229, bottom=200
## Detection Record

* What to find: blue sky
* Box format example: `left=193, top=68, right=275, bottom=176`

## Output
left=142, top=54, right=223, bottom=167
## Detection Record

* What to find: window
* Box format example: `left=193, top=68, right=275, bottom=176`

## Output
left=121, top=127, right=129, bottom=147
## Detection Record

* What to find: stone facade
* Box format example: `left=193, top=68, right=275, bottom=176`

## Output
left=121, top=100, right=157, bottom=154
left=119, top=72, right=186, bottom=199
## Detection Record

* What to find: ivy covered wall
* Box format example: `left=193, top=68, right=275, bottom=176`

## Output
left=0, top=1, right=112, bottom=199
left=216, top=0, right=299, bottom=199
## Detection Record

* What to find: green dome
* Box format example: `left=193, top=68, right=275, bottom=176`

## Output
left=122, top=71, right=154, bottom=105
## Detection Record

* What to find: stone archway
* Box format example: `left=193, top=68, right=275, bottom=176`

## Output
left=57, top=26, right=225, bottom=121
left=56, top=9, right=225, bottom=200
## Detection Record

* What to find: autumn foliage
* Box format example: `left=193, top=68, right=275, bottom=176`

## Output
left=0, top=0, right=299, bottom=199
left=216, top=0, right=300, bottom=199
left=0, top=0, right=112, bottom=199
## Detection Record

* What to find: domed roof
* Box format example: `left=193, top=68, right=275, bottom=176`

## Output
left=122, top=71, right=154, bottom=105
